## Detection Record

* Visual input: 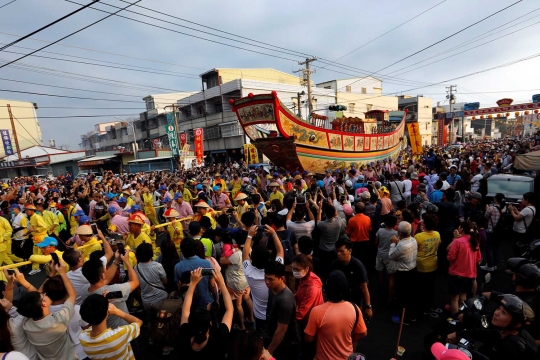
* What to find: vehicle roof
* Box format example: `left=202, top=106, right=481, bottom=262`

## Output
left=487, top=174, right=534, bottom=182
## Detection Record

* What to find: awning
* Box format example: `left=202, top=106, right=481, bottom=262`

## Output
left=127, top=156, right=172, bottom=164
left=77, top=155, right=117, bottom=166
left=514, top=150, right=540, bottom=170
left=211, top=150, right=227, bottom=154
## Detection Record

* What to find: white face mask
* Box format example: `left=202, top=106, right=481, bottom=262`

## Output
left=292, top=269, right=306, bottom=279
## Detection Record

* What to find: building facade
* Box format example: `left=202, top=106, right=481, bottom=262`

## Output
left=0, top=99, right=43, bottom=157
left=398, top=95, right=434, bottom=146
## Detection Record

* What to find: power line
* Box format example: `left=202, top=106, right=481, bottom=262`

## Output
left=0, top=0, right=17, bottom=9
left=0, top=0, right=142, bottom=70
left=0, top=113, right=141, bottom=120
left=7, top=105, right=145, bottom=110
left=329, top=0, right=447, bottom=63
left=0, top=88, right=143, bottom=103
left=338, top=0, right=524, bottom=91
left=0, top=0, right=99, bottom=52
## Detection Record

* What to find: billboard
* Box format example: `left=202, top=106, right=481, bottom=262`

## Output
left=1, top=130, right=14, bottom=156
left=464, top=102, right=480, bottom=111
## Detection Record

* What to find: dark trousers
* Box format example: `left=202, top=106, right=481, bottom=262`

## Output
left=22, top=238, right=34, bottom=261
left=395, top=268, right=418, bottom=320
left=12, top=239, right=26, bottom=260
left=318, top=249, right=336, bottom=284
left=352, top=241, right=371, bottom=272
left=254, top=317, right=266, bottom=331
left=513, top=230, right=528, bottom=257
left=485, top=232, right=501, bottom=268
left=417, top=270, right=436, bottom=314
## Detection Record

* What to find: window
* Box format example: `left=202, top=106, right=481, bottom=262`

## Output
left=221, top=123, right=242, bottom=137
left=187, top=129, right=194, bottom=142
left=361, top=87, right=367, bottom=94
left=324, top=86, right=331, bottom=89
left=214, top=102, right=223, bottom=113
left=366, top=104, right=373, bottom=111
left=345, top=86, right=352, bottom=92
left=197, top=106, right=205, bottom=115
left=349, top=103, right=355, bottom=113
left=145, top=99, right=155, bottom=111
left=204, top=126, right=220, bottom=139
left=183, top=108, right=192, bottom=118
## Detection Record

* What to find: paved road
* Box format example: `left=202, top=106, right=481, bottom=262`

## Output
left=18, top=238, right=514, bottom=360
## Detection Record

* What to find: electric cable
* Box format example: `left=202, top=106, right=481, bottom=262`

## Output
left=0, top=0, right=17, bottom=9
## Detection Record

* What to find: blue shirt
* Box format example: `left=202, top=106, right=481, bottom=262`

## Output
left=429, top=189, right=443, bottom=203
left=447, top=174, right=461, bottom=186
left=173, top=256, right=213, bottom=307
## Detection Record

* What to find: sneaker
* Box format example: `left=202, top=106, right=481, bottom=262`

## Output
left=480, top=265, right=496, bottom=272
left=391, top=316, right=409, bottom=325
left=28, top=269, right=41, bottom=276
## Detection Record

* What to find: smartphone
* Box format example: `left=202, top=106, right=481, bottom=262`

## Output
left=6, top=269, right=14, bottom=275
left=117, top=243, right=125, bottom=256
left=201, top=268, right=214, bottom=277
left=257, top=225, right=266, bottom=232
left=91, top=223, right=98, bottom=235
left=105, top=291, right=124, bottom=300
left=50, top=252, right=60, bottom=266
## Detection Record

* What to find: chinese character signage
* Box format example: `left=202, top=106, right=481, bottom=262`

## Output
left=1, top=130, right=14, bottom=156
left=406, top=123, right=422, bottom=155
left=165, top=125, right=179, bottom=156
left=437, top=119, right=445, bottom=147
left=243, top=144, right=249, bottom=164
left=464, top=102, right=480, bottom=111
left=193, top=128, right=204, bottom=165
left=179, top=133, right=187, bottom=147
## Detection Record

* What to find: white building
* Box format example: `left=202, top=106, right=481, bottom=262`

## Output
left=0, top=99, right=43, bottom=157
left=398, top=95, right=434, bottom=146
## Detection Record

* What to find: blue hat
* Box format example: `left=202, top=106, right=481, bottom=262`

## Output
left=78, top=215, right=91, bottom=224
left=174, top=193, right=182, bottom=200
left=336, top=170, right=341, bottom=173
left=127, top=205, right=141, bottom=213
left=37, top=237, right=58, bottom=248
left=74, top=210, right=85, bottom=217
left=273, top=172, right=279, bottom=177
left=117, top=197, right=127, bottom=203
left=158, top=185, right=168, bottom=191
left=9, top=204, right=20, bottom=210
left=108, top=207, right=118, bottom=215
left=196, top=184, right=203, bottom=190
left=293, top=171, right=300, bottom=175
left=162, top=198, right=172, bottom=203
left=317, top=180, right=324, bottom=188
left=325, top=169, right=331, bottom=173
left=107, top=193, right=118, bottom=200
left=212, top=186, right=220, bottom=191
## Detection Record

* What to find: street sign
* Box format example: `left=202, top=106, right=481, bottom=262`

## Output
left=0, top=129, right=14, bottom=155
left=165, top=125, right=179, bottom=156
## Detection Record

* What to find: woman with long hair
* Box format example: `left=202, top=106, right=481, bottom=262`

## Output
left=231, top=330, right=273, bottom=360
left=481, top=193, right=507, bottom=272
left=157, top=235, right=180, bottom=293
left=446, top=221, right=482, bottom=315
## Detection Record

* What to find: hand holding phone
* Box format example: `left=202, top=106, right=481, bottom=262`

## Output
left=201, top=268, right=214, bottom=276
left=105, top=291, right=123, bottom=300
left=50, top=252, right=60, bottom=266
left=91, top=223, right=98, bottom=235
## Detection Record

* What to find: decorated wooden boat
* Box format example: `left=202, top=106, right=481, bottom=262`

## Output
left=229, top=91, right=407, bottom=173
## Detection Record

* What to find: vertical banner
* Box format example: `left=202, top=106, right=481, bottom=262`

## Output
left=243, top=144, right=250, bottom=165
left=0, top=130, right=14, bottom=156
left=180, top=143, right=190, bottom=162
left=193, top=128, right=204, bottom=165
left=165, top=125, right=179, bottom=156
left=437, top=119, right=444, bottom=146
left=407, top=123, right=422, bottom=155
left=248, top=144, right=258, bottom=164
left=180, top=132, right=187, bottom=147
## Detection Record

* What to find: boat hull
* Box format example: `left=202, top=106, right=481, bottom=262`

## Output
left=231, top=91, right=406, bottom=172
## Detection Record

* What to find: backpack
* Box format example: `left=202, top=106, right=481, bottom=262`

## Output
left=150, top=292, right=184, bottom=346
left=490, top=206, right=507, bottom=234
left=524, top=207, right=540, bottom=241
left=280, top=230, right=295, bottom=264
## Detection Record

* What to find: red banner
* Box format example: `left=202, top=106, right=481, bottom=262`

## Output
left=437, top=119, right=444, bottom=146
left=193, top=128, right=204, bottom=165
left=180, top=132, right=187, bottom=147
left=464, top=102, right=540, bottom=116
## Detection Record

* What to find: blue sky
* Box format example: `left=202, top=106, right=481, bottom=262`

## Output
left=0, top=0, right=539, bottom=149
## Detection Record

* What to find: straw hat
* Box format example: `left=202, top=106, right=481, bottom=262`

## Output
left=74, top=225, right=93, bottom=236
left=194, top=200, right=210, bottom=208
left=128, top=214, right=145, bottom=225
left=24, top=204, right=37, bottom=211
left=234, top=192, right=248, bottom=201
left=268, top=182, right=280, bottom=188
left=164, top=208, right=180, bottom=218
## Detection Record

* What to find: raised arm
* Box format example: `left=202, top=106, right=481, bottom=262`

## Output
left=213, top=269, right=233, bottom=330
left=266, top=225, right=284, bottom=260
left=286, top=201, right=296, bottom=222
left=181, top=267, right=203, bottom=324
left=98, top=229, right=114, bottom=262
left=56, top=261, right=76, bottom=305
left=242, top=225, right=257, bottom=262
left=121, top=250, right=139, bottom=292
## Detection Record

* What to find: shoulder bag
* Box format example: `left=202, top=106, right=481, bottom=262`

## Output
left=136, top=264, right=167, bottom=292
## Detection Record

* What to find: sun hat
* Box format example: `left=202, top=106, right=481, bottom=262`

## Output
left=37, top=237, right=58, bottom=248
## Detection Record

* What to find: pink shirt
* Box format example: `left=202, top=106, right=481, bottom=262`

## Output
left=174, top=200, right=194, bottom=228
left=111, top=214, right=130, bottom=234
left=447, top=235, right=482, bottom=278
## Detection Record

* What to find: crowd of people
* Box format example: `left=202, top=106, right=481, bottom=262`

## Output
left=0, top=135, right=537, bottom=360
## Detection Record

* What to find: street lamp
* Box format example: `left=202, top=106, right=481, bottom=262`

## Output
left=114, top=116, right=137, bottom=159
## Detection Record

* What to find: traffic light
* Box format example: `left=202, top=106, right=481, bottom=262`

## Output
left=328, top=105, right=348, bottom=111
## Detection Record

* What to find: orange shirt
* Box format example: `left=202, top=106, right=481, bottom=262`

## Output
left=346, top=214, right=371, bottom=242
left=304, top=301, right=367, bottom=360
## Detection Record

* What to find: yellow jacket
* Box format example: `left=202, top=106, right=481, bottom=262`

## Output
left=75, top=237, right=102, bottom=261
left=42, top=210, right=59, bottom=235
left=194, top=213, right=216, bottom=229
left=267, top=191, right=284, bottom=205
left=29, top=249, right=69, bottom=270
left=53, top=210, right=66, bottom=236
left=126, top=231, right=160, bottom=259
left=66, top=206, right=78, bottom=236
left=29, top=213, right=48, bottom=243
left=122, top=245, right=138, bottom=270
left=0, top=217, right=12, bottom=252
left=167, top=222, right=184, bottom=242
left=182, top=188, right=192, bottom=204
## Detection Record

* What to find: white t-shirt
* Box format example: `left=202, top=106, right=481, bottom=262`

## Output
left=50, top=304, right=89, bottom=360
left=0, top=352, right=30, bottom=360
left=9, top=308, right=37, bottom=360
left=225, top=251, right=249, bottom=291
left=67, top=256, right=107, bottom=305
left=286, top=220, right=315, bottom=239
left=513, top=206, right=536, bottom=233
left=470, top=174, right=483, bottom=190
left=441, top=180, right=451, bottom=191
left=402, top=179, right=412, bottom=196
left=243, top=256, right=283, bottom=320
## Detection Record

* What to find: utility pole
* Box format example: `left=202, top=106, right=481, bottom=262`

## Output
left=6, top=104, right=21, bottom=160
left=446, top=85, right=457, bottom=144
left=294, top=57, right=317, bottom=117
left=296, top=91, right=305, bottom=118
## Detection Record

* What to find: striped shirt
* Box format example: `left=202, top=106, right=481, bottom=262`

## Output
left=79, top=323, right=140, bottom=360
left=388, top=236, right=418, bottom=271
